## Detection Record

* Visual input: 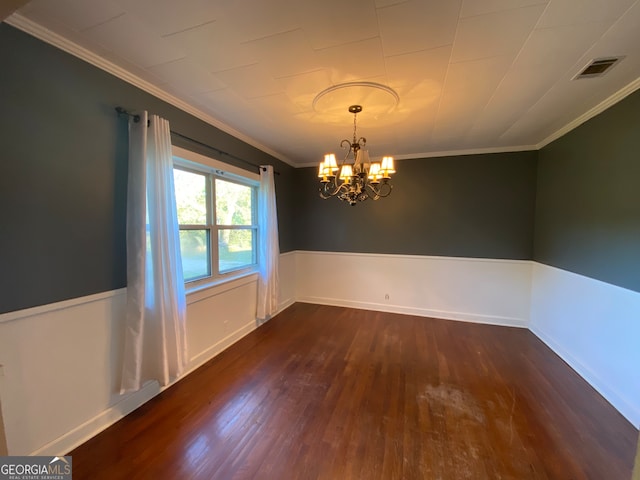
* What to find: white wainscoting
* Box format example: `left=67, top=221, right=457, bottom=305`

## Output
left=295, top=251, right=533, bottom=328
left=1, top=251, right=636, bottom=456
left=277, top=251, right=297, bottom=314
left=530, top=263, right=640, bottom=428
left=0, top=289, right=128, bottom=457
left=0, top=253, right=296, bottom=456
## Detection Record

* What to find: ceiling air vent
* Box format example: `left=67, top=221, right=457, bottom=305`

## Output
left=574, top=57, right=624, bottom=79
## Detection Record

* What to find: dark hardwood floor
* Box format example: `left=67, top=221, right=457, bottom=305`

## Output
left=69, top=303, right=638, bottom=479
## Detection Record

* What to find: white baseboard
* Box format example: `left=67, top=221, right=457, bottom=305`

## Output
left=276, top=297, right=295, bottom=315
left=529, top=263, right=640, bottom=428
left=31, top=381, right=160, bottom=456
left=30, top=318, right=258, bottom=456
left=295, top=251, right=532, bottom=329
left=297, top=295, right=528, bottom=328
left=531, top=324, right=640, bottom=428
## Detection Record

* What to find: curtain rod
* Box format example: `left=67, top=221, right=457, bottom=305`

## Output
left=115, top=107, right=279, bottom=175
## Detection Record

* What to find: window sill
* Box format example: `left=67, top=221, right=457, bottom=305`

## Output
left=185, top=269, right=259, bottom=305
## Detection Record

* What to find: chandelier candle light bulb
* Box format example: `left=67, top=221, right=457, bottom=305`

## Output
left=339, top=164, right=353, bottom=181
left=368, top=162, right=381, bottom=183
left=318, top=161, right=326, bottom=179
left=325, top=154, right=338, bottom=173
left=318, top=154, right=339, bottom=182
left=318, top=105, right=395, bottom=205
left=380, top=156, right=396, bottom=178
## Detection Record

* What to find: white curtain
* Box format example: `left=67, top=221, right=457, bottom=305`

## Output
left=256, top=165, right=280, bottom=323
left=121, top=111, right=188, bottom=394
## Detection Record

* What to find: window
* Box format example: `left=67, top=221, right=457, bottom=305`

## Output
left=172, top=147, right=258, bottom=285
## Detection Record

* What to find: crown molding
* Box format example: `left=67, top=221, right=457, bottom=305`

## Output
left=295, top=144, right=538, bottom=168
left=392, top=144, right=539, bottom=161
left=4, top=13, right=295, bottom=167
left=536, top=76, right=640, bottom=149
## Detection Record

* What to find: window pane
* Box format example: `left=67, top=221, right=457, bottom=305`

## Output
left=179, top=230, right=210, bottom=281
left=215, top=179, right=253, bottom=225
left=174, top=168, right=207, bottom=224
left=219, top=229, right=255, bottom=272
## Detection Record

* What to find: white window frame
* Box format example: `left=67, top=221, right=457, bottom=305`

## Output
left=172, top=145, right=259, bottom=292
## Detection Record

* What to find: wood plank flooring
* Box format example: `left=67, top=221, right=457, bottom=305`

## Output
left=69, top=303, right=638, bottom=479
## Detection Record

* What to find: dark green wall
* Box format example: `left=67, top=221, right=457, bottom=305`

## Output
left=0, top=24, right=294, bottom=314
left=5, top=19, right=637, bottom=314
left=295, top=151, right=538, bottom=259
left=534, top=89, right=640, bottom=293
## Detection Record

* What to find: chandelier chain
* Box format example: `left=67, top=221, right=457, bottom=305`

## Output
left=353, top=111, right=357, bottom=145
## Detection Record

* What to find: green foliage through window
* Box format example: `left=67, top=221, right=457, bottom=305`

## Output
left=173, top=162, right=257, bottom=283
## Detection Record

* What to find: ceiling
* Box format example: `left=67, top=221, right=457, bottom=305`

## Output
left=7, top=0, right=640, bottom=166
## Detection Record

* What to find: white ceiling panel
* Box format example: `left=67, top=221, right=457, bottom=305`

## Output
left=580, top=0, right=640, bottom=56
left=465, top=21, right=614, bottom=140
left=163, top=20, right=258, bottom=73
left=197, top=88, right=253, bottom=126
left=213, top=63, right=284, bottom=100
left=247, top=29, right=321, bottom=79
left=385, top=45, right=451, bottom=90
left=250, top=93, right=309, bottom=120
left=500, top=88, right=597, bottom=143
left=10, top=0, right=640, bottom=165
left=433, top=54, right=514, bottom=142
left=451, top=4, right=547, bottom=62
left=277, top=69, right=331, bottom=113
left=460, top=0, right=548, bottom=18
left=513, top=22, right=612, bottom=71
left=501, top=61, right=634, bottom=143
left=114, top=0, right=223, bottom=36
left=82, top=13, right=184, bottom=68
left=374, top=0, right=408, bottom=8
left=377, top=0, right=461, bottom=57
left=296, top=0, right=380, bottom=50
left=501, top=1, right=640, bottom=143
left=219, top=0, right=300, bottom=43
left=440, top=54, right=514, bottom=99
left=148, top=58, right=226, bottom=95
left=19, top=0, right=124, bottom=31
left=277, top=69, right=334, bottom=112
left=316, top=37, right=388, bottom=85
left=536, top=0, right=637, bottom=28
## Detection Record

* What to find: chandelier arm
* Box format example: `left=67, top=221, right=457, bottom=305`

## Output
left=365, top=181, right=393, bottom=199
left=319, top=178, right=350, bottom=198
left=364, top=182, right=380, bottom=200
left=320, top=184, right=337, bottom=198
left=379, top=182, right=393, bottom=197
left=319, top=186, right=336, bottom=199
left=340, top=139, right=354, bottom=160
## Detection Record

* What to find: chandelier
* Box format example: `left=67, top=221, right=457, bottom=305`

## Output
left=318, top=105, right=395, bottom=206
